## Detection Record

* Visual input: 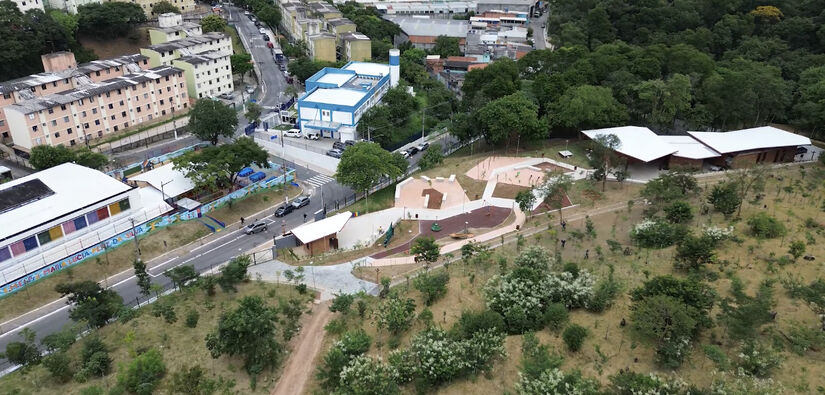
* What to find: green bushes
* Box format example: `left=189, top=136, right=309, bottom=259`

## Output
left=629, top=220, right=688, bottom=248
left=562, top=324, right=588, bottom=352
left=747, top=212, right=786, bottom=239
left=116, top=349, right=166, bottom=395
left=451, top=309, right=506, bottom=339
left=664, top=201, right=694, bottom=223
left=542, top=303, right=569, bottom=331
left=413, top=270, right=450, bottom=305
left=316, top=329, right=372, bottom=390
left=184, top=309, right=199, bottom=328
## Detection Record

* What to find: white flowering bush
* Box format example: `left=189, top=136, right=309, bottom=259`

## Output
left=736, top=342, right=783, bottom=378
left=544, top=271, right=596, bottom=309
left=338, top=355, right=400, bottom=395
left=630, top=219, right=687, bottom=248
left=709, top=371, right=783, bottom=395
left=387, top=349, right=418, bottom=384
left=607, top=370, right=690, bottom=395
left=515, top=369, right=600, bottom=395
left=406, top=327, right=506, bottom=386
left=702, top=225, right=734, bottom=244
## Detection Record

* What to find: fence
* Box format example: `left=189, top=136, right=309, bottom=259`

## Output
left=96, top=117, right=190, bottom=155
left=0, top=169, right=296, bottom=297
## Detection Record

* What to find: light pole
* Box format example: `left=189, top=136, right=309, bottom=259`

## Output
left=310, top=260, right=316, bottom=290
left=160, top=179, right=173, bottom=203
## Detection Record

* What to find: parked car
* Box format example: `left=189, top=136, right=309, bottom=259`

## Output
left=292, top=196, right=311, bottom=208
left=259, top=27, right=266, bottom=34
left=254, top=21, right=262, bottom=27
left=218, top=92, right=234, bottom=100
left=332, top=141, right=346, bottom=150
left=406, top=146, right=419, bottom=156
left=284, top=128, right=302, bottom=138
left=279, top=63, right=287, bottom=71
left=244, top=220, right=268, bottom=234
left=305, top=131, right=320, bottom=140
left=245, top=86, right=255, bottom=94
left=416, top=142, right=429, bottom=151
left=274, top=204, right=294, bottom=217
left=326, top=149, right=343, bottom=158
left=344, top=140, right=356, bottom=146
left=262, top=34, right=270, bottom=41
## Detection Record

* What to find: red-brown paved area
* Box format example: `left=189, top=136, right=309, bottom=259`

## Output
left=422, top=188, right=443, bottom=209
left=532, top=194, right=573, bottom=215
left=371, top=206, right=512, bottom=259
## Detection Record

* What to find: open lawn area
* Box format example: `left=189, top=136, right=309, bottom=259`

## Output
left=0, top=185, right=301, bottom=322
left=0, top=280, right=312, bottom=394
left=307, top=163, right=825, bottom=394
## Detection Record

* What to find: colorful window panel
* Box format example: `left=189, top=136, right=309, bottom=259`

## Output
left=10, top=240, right=26, bottom=255
left=119, top=198, right=131, bottom=211
left=108, top=202, right=122, bottom=215
left=0, top=246, right=10, bottom=263
left=86, top=210, right=99, bottom=225
left=96, top=207, right=110, bottom=221
left=62, top=219, right=77, bottom=235
left=22, top=236, right=37, bottom=251
left=74, top=216, right=87, bottom=231
left=37, top=230, right=51, bottom=246
left=48, top=225, right=63, bottom=241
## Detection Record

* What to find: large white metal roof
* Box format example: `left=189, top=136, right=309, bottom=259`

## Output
left=343, top=62, right=391, bottom=78
left=317, top=72, right=353, bottom=87
left=292, top=211, right=352, bottom=243
left=582, top=126, right=677, bottom=163
left=688, top=127, right=811, bottom=154
left=0, top=163, right=132, bottom=242
left=660, top=135, right=721, bottom=160
left=302, top=88, right=367, bottom=107
left=131, top=163, right=194, bottom=198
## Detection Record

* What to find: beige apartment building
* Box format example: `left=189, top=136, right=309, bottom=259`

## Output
left=341, top=33, right=372, bottom=61
left=0, top=52, right=151, bottom=145
left=308, top=33, right=337, bottom=62
left=119, top=0, right=196, bottom=17
left=172, top=51, right=233, bottom=99
left=148, top=13, right=203, bottom=44
left=3, top=66, right=187, bottom=149
left=141, top=32, right=232, bottom=67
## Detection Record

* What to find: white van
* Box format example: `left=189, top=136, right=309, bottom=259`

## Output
left=284, top=128, right=301, bottom=138
left=304, top=131, right=320, bottom=140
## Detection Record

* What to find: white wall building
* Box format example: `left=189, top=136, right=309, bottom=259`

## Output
left=140, top=32, right=232, bottom=67
left=10, top=0, right=44, bottom=13
left=172, top=51, right=234, bottom=99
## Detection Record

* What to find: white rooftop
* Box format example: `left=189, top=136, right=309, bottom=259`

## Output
left=688, top=127, right=811, bottom=154
left=302, top=88, right=368, bottom=107
left=343, top=62, right=391, bottom=78
left=582, top=126, right=677, bottom=163
left=292, top=211, right=353, bottom=243
left=131, top=163, right=195, bottom=198
left=0, top=163, right=132, bottom=242
left=317, top=72, right=354, bottom=87
left=660, top=135, right=721, bottom=160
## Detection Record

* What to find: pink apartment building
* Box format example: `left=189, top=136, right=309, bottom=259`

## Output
left=0, top=52, right=153, bottom=149
left=4, top=65, right=188, bottom=149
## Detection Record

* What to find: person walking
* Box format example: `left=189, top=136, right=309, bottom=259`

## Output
left=240, top=217, right=245, bottom=225
left=560, top=239, right=566, bottom=248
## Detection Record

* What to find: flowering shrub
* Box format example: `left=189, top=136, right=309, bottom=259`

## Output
left=630, top=220, right=687, bottom=248
left=736, top=341, right=783, bottom=378
left=608, top=370, right=690, bottom=395
left=387, top=350, right=418, bottom=384
left=338, top=355, right=400, bottom=395
left=406, top=327, right=506, bottom=386
left=709, top=371, right=783, bottom=395
left=375, top=295, right=416, bottom=334
left=702, top=225, right=734, bottom=244
left=316, top=329, right=371, bottom=390
left=514, top=369, right=600, bottom=395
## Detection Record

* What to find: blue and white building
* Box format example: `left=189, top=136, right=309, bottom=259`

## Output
left=296, top=49, right=400, bottom=141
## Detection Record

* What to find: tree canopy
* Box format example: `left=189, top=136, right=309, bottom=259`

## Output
left=205, top=296, right=282, bottom=376
left=200, top=14, right=227, bottom=33
left=77, top=3, right=146, bottom=37
left=477, top=92, right=546, bottom=148
left=431, top=36, right=461, bottom=58
left=173, top=138, right=269, bottom=192
left=151, top=1, right=180, bottom=14
left=335, top=142, right=404, bottom=199
left=29, top=145, right=108, bottom=170
left=188, top=99, right=238, bottom=145
left=55, top=281, right=123, bottom=328
left=230, top=53, right=253, bottom=77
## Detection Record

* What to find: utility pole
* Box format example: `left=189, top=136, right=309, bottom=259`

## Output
left=129, top=218, right=141, bottom=261
left=160, top=179, right=173, bottom=203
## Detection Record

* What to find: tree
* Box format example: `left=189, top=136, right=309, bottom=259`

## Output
left=793, top=66, right=825, bottom=136
left=335, top=142, right=403, bottom=211
left=788, top=240, right=806, bottom=261
left=0, top=4, right=78, bottom=79
left=411, top=236, right=440, bottom=265
left=164, top=265, right=199, bottom=289
left=206, top=296, right=282, bottom=375
left=173, top=138, right=269, bottom=192
left=587, top=133, right=621, bottom=192
left=389, top=151, right=409, bottom=178
left=708, top=180, right=741, bottom=217
left=283, top=85, right=299, bottom=100
left=151, top=1, right=180, bottom=14
left=431, top=35, right=461, bottom=57
left=515, top=189, right=536, bottom=214
left=55, top=281, right=123, bottom=328
left=641, top=172, right=699, bottom=209
left=634, top=74, right=692, bottom=128
left=117, top=349, right=166, bottom=395
left=329, top=293, right=355, bottom=314
left=664, top=201, right=694, bottom=223
left=562, top=324, right=588, bottom=352
left=719, top=278, right=775, bottom=341
left=29, top=145, right=77, bottom=170
left=75, top=148, right=109, bottom=170
left=133, top=260, right=151, bottom=297
left=257, top=6, right=281, bottom=28
left=3, top=328, right=41, bottom=368
left=631, top=295, right=698, bottom=368
left=413, top=271, right=449, bottom=306
left=461, top=58, right=521, bottom=104
left=288, top=57, right=328, bottom=83
left=338, top=355, right=400, bottom=395
left=549, top=85, right=628, bottom=130
left=477, top=92, right=547, bottom=150
left=77, top=3, right=146, bottom=37
left=674, top=235, right=715, bottom=271
left=230, top=53, right=253, bottom=78
left=244, top=101, right=262, bottom=124
left=188, top=98, right=238, bottom=145
left=376, top=294, right=416, bottom=334
left=218, top=255, right=250, bottom=292
left=539, top=171, right=573, bottom=224
left=200, top=14, right=227, bottom=33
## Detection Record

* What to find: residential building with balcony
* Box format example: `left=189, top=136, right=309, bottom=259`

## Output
left=172, top=51, right=234, bottom=99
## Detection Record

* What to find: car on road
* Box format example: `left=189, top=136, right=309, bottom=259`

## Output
left=305, top=131, right=320, bottom=140
left=259, top=27, right=266, bottom=34
left=279, top=63, right=287, bottom=71
left=218, top=92, right=234, bottom=100
left=255, top=21, right=262, bottom=27
left=344, top=140, right=356, bottom=146
left=416, top=142, right=429, bottom=151
left=332, top=141, right=346, bottom=150
left=406, top=146, right=419, bottom=156
left=245, top=86, right=255, bottom=94
left=326, top=148, right=343, bottom=158
left=292, top=196, right=311, bottom=208
left=274, top=204, right=294, bottom=217
left=262, top=34, right=270, bottom=41
left=244, top=10, right=250, bottom=15
left=244, top=220, right=268, bottom=234
left=284, top=128, right=301, bottom=137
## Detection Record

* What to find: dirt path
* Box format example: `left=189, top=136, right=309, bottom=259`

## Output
left=272, top=301, right=332, bottom=395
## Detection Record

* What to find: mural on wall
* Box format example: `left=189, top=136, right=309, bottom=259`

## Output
left=0, top=171, right=295, bottom=297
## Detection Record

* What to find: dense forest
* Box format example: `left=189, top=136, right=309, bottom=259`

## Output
left=457, top=0, right=825, bottom=141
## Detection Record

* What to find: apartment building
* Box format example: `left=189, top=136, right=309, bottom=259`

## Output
left=0, top=52, right=151, bottom=144
left=3, top=66, right=187, bottom=149
left=129, top=0, right=196, bottom=17
left=172, top=51, right=233, bottom=99
left=141, top=32, right=232, bottom=101
left=148, top=13, right=203, bottom=44
left=308, top=33, right=337, bottom=62
left=307, top=0, right=342, bottom=19
left=341, top=33, right=372, bottom=61
left=10, top=0, right=44, bottom=13
left=327, top=18, right=357, bottom=41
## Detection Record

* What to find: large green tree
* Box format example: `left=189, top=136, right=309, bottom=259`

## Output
left=205, top=296, right=282, bottom=376
left=335, top=142, right=403, bottom=210
left=477, top=92, right=546, bottom=149
left=431, top=35, right=461, bottom=57
left=173, top=138, right=269, bottom=192
left=257, top=6, right=281, bottom=28
left=29, top=145, right=108, bottom=170
left=461, top=58, right=521, bottom=105
left=200, top=14, right=227, bottom=33
left=230, top=53, right=253, bottom=78
left=77, top=3, right=146, bottom=37
left=188, top=98, right=238, bottom=145
left=151, top=1, right=180, bottom=14
left=634, top=73, right=692, bottom=128
left=549, top=85, right=628, bottom=130
left=0, top=3, right=76, bottom=79
left=55, top=281, right=123, bottom=328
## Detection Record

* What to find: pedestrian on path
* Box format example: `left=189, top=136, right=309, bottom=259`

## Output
left=561, top=220, right=567, bottom=231
left=241, top=217, right=245, bottom=225
left=584, top=249, right=589, bottom=259
left=303, top=213, right=307, bottom=222
left=560, top=239, right=566, bottom=248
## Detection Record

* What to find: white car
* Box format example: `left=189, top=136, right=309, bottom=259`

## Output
left=284, top=129, right=301, bottom=138
left=304, top=131, right=320, bottom=140
left=245, top=86, right=255, bottom=94
left=259, top=28, right=266, bottom=34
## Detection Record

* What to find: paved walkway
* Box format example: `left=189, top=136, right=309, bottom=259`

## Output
left=371, top=205, right=512, bottom=259
left=248, top=259, right=378, bottom=300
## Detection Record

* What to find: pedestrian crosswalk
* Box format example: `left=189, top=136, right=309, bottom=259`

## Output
left=304, top=174, right=334, bottom=188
